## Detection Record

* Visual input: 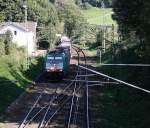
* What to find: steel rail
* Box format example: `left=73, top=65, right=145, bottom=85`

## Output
left=37, top=46, right=87, bottom=128
left=54, top=47, right=80, bottom=110
left=45, top=46, right=85, bottom=128
left=19, top=76, right=77, bottom=128
left=43, top=78, right=83, bottom=128
left=22, top=105, right=49, bottom=128
left=72, top=96, right=79, bottom=126
left=66, top=46, right=81, bottom=128
left=72, top=45, right=90, bottom=128
left=18, top=92, right=43, bottom=128
left=86, top=74, right=90, bottom=128
left=28, top=80, right=76, bottom=128
left=67, top=80, right=77, bottom=128
left=79, top=65, right=150, bottom=94
left=43, top=96, right=71, bottom=127
left=43, top=46, right=81, bottom=128
left=38, top=89, right=58, bottom=128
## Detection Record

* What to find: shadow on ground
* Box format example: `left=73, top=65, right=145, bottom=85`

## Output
left=0, top=77, right=24, bottom=114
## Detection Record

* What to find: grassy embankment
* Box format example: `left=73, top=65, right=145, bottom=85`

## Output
left=0, top=56, right=44, bottom=113
left=90, top=86, right=150, bottom=128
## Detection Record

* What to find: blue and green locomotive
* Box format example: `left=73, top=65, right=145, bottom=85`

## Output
left=45, top=48, right=70, bottom=80
left=44, top=35, right=71, bottom=80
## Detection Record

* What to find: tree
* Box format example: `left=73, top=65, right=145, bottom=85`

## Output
left=58, top=3, right=86, bottom=38
left=113, top=0, right=150, bottom=42
left=0, top=0, right=59, bottom=49
left=0, top=0, right=24, bottom=22
left=27, top=0, right=59, bottom=49
left=4, top=30, right=13, bottom=55
left=113, top=0, right=150, bottom=65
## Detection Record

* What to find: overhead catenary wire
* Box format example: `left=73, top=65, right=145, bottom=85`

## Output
left=99, top=63, right=150, bottom=67
left=79, top=65, right=150, bottom=94
left=67, top=46, right=81, bottom=128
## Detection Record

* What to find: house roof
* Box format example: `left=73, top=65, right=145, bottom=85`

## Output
left=0, top=21, right=37, bottom=32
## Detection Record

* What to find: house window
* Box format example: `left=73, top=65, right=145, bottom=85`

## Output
left=14, top=31, right=17, bottom=35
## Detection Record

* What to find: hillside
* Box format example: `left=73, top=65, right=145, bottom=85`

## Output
left=81, top=7, right=116, bottom=25
left=0, top=56, right=44, bottom=113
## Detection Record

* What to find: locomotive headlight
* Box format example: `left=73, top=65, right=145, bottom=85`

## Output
left=50, top=67, right=55, bottom=70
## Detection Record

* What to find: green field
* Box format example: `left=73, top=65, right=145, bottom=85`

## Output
left=82, top=7, right=117, bottom=25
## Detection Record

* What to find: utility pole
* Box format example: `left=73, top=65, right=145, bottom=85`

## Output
left=101, top=0, right=106, bottom=53
left=23, top=4, right=29, bottom=69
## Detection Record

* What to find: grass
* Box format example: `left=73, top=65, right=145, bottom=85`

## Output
left=0, top=56, right=44, bottom=113
left=90, top=86, right=150, bottom=128
left=81, top=7, right=117, bottom=25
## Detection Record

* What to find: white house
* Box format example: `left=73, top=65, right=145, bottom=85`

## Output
left=0, top=22, right=37, bottom=56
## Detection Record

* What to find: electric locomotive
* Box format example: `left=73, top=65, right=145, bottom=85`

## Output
left=45, top=35, right=71, bottom=80
left=45, top=49, right=70, bottom=80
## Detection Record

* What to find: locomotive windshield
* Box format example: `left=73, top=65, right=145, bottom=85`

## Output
left=46, top=56, right=63, bottom=64
left=46, top=55, right=63, bottom=71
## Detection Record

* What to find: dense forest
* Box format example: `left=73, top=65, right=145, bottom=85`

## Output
left=113, top=0, right=150, bottom=60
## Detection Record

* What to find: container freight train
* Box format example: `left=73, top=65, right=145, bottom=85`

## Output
left=45, top=36, right=71, bottom=81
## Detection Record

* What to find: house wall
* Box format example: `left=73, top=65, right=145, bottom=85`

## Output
left=0, top=25, right=35, bottom=56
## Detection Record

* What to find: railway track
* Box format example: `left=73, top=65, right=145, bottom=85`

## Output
left=4, top=46, right=87, bottom=128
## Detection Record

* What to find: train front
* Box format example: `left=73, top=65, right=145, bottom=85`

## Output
left=45, top=54, right=64, bottom=80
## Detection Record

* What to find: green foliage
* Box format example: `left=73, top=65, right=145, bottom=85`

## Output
left=113, top=0, right=150, bottom=41
left=0, top=56, right=43, bottom=113
left=4, top=30, right=13, bottom=55
left=27, top=0, right=59, bottom=48
left=0, top=38, right=5, bottom=56
left=113, top=0, right=150, bottom=67
left=0, top=0, right=59, bottom=49
left=0, top=0, right=24, bottom=22
left=58, top=3, right=86, bottom=38
left=27, top=0, right=59, bottom=25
